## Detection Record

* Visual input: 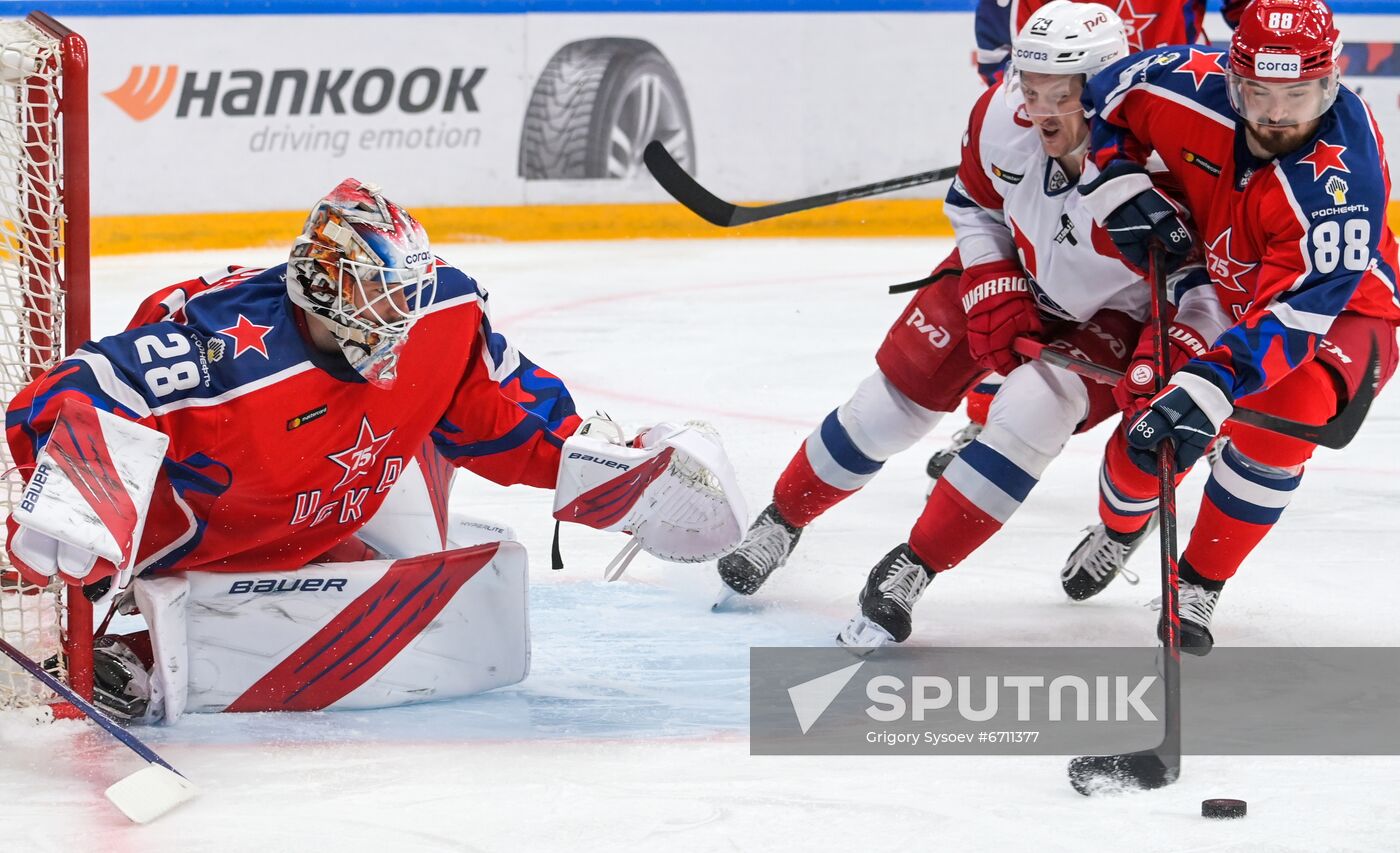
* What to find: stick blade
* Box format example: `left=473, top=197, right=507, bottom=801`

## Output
left=1068, top=751, right=1179, bottom=796
left=105, top=764, right=198, bottom=823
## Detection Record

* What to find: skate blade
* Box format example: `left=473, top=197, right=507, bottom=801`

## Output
left=711, top=582, right=747, bottom=611
left=836, top=616, right=894, bottom=656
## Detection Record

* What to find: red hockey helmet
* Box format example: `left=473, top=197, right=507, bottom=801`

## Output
left=1226, top=0, right=1342, bottom=126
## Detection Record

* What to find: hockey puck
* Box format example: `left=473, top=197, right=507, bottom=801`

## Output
left=1202, top=798, right=1247, bottom=819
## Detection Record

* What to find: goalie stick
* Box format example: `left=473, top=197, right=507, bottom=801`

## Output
left=0, top=635, right=197, bottom=822
left=643, top=140, right=958, bottom=227
left=1010, top=336, right=1379, bottom=451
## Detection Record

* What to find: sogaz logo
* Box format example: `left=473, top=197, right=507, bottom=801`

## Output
left=1254, top=54, right=1302, bottom=79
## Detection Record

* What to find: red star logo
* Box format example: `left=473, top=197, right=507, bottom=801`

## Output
left=327, top=416, right=395, bottom=490
left=1297, top=140, right=1350, bottom=181
left=1174, top=48, right=1226, bottom=90
left=216, top=314, right=273, bottom=359
left=1205, top=228, right=1258, bottom=294
left=1114, top=0, right=1159, bottom=52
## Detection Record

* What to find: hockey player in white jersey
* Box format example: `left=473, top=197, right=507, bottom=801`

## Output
left=716, top=1, right=1228, bottom=649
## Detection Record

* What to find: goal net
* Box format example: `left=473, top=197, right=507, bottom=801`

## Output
left=0, top=12, right=90, bottom=713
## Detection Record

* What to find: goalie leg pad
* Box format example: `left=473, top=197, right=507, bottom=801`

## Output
left=136, top=542, right=529, bottom=716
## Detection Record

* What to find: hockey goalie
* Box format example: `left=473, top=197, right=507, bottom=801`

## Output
left=4, top=178, right=746, bottom=723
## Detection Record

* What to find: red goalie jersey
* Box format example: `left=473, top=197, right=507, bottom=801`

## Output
left=6, top=261, right=582, bottom=579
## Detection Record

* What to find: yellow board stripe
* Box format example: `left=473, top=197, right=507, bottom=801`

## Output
left=91, top=199, right=1400, bottom=255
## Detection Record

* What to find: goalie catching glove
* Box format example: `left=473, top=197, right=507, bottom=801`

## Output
left=553, top=417, right=748, bottom=580
left=7, top=400, right=168, bottom=590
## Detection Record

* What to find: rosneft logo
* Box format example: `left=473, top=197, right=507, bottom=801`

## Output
left=103, top=65, right=487, bottom=121
left=104, top=65, right=179, bottom=121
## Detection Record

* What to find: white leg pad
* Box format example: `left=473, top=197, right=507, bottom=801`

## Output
left=135, top=541, right=529, bottom=716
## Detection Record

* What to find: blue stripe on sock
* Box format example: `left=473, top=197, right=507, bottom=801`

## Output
left=1203, top=476, right=1287, bottom=526
left=818, top=410, right=883, bottom=476
left=957, top=440, right=1037, bottom=503
left=1220, top=442, right=1303, bottom=491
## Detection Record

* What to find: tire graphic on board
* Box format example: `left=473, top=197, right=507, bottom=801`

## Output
left=519, top=38, right=695, bottom=180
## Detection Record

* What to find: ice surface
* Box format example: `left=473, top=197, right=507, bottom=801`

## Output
left=1, top=238, right=1396, bottom=851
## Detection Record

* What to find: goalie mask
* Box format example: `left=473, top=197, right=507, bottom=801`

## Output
left=288, top=178, right=437, bottom=387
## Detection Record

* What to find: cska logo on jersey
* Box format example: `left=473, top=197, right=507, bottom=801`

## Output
left=1113, top=0, right=1159, bottom=53
left=1205, top=228, right=1258, bottom=295
left=327, top=416, right=396, bottom=490
left=291, top=415, right=403, bottom=529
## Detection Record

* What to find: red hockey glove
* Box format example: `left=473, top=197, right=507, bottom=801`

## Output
left=959, top=259, right=1042, bottom=376
left=1113, top=321, right=1211, bottom=411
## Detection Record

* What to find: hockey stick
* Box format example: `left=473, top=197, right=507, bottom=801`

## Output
left=1010, top=337, right=1377, bottom=451
left=1067, top=245, right=1182, bottom=795
left=643, top=140, right=958, bottom=227
left=0, top=635, right=197, bottom=822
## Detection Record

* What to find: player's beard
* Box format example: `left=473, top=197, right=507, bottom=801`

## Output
left=1245, top=119, right=1319, bottom=158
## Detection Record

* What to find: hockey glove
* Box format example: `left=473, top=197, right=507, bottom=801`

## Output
left=1125, top=368, right=1234, bottom=473
left=1080, top=161, right=1193, bottom=272
left=1114, top=321, right=1211, bottom=411
left=7, top=401, right=167, bottom=589
left=960, top=259, right=1042, bottom=376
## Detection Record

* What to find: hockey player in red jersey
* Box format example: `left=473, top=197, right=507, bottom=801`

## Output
left=716, top=3, right=1227, bottom=649
left=5, top=179, right=745, bottom=720
left=931, top=0, right=1247, bottom=482
left=1064, top=0, right=1400, bottom=652
left=975, top=0, right=1249, bottom=85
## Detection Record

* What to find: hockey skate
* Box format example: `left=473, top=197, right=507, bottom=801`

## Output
left=1153, top=580, right=1221, bottom=656
left=925, top=421, right=982, bottom=483
left=837, top=544, right=934, bottom=653
left=1059, top=518, right=1155, bottom=601
left=714, top=503, right=803, bottom=608
left=91, top=637, right=153, bottom=721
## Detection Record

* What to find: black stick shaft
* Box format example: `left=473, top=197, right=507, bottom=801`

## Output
left=644, top=140, right=957, bottom=227
left=0, top=635, right=182, bottom=775
left=1148, top=246, right=1183, bottom=771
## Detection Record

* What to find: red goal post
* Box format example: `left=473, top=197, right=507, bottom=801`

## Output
left=0, top=10, right=92, bottom=714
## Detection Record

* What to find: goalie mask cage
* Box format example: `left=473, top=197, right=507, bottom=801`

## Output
left=0, top=11, right=91, bottom=714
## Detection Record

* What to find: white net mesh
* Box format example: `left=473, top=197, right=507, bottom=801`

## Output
left=0, top=18, right=67, bottom=710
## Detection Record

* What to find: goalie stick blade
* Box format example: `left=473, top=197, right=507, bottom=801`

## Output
left=1068, top=750, right=1180, bottom=796
left=104, top=764, right=198, bottom=824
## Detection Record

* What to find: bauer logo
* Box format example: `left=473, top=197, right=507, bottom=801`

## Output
left=567, top=452, right=632, bottom=471
left=228, top=577, right=349, bottom=594
left=1254, top=54, right=1302, bottom=79
left=104, top=64, right=488, bottom=121
left=19, top=462, right=52, bottom=513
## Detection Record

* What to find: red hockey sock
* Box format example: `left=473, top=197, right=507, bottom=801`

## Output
left=772, top=446, right=857, bottom=528
left=908, top=480, right=1004, bottom=571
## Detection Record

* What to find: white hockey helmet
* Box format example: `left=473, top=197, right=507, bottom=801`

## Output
left=1011, top=0, right=1129, bottom=78
left=287, top=178, right=437, bottom=388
